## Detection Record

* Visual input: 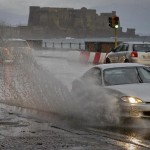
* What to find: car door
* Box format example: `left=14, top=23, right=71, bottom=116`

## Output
left=117, top=43, right=129, bottom=62
left=107, top=44, right=123, bottom=63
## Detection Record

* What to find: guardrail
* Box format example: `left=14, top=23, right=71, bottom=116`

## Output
left=43, top=42, right=85, bottom=50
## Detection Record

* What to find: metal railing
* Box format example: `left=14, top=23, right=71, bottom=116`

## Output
left=43, top=42, right=85, bottom=50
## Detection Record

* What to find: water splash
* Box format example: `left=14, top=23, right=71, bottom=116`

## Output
left=0, top=50, right=72, bottom=116
left=1, top=50, right=149, bottom=129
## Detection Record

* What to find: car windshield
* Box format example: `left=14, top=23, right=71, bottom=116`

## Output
left=6, top=41, right=28, bottom=47
left=103, top=66, right=150, bottom=86
left=133, top=44, right=150, bottom=52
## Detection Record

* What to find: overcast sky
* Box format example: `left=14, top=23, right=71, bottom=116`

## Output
left=0, top=0, right=150, bottom=35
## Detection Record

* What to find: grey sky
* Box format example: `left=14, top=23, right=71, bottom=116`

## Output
left=0, top=0, right=149, bottom=35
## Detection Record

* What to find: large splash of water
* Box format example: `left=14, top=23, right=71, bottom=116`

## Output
left=0, top=50, right=129, bottom=126
left=0, top=50, right=73, bottom=115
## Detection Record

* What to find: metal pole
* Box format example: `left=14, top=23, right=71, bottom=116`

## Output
left=70, top=43, right=71, bottom=49
left=45, top=42, right=47, bottom=48
left=114, top=28, right=117, bottom=48
left=79, top=43, right=81, bottom=49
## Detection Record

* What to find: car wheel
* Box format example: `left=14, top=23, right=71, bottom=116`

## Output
left=124, top=59, right=129, bottom=63
left=105, top=58, right=111, bottom=63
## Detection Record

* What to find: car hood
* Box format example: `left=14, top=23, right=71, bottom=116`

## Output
left=105, top=83, right=150, bottom=102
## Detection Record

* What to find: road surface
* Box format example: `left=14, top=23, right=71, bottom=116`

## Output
left=0, top=49, right=149, bottom=149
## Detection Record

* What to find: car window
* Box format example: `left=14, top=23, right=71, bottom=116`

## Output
left=104, top=67, right=141, bottom=86
left=114, top=44, right=123, bottom=52
left=133, top=44, right=150, bottom=52
left=119, top=44, right=129, bottom=51
left=82, top=67, right=102, bottom=85
left=138, top=67, right=150, bottom=82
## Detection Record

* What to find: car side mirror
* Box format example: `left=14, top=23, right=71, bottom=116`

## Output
left=111, top=48, right=116, bottom=52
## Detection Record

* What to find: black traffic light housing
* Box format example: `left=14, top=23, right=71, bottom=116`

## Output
left=108, top=17, right=113, bottom=28
left=108, top=16, right=120, bottom=28
left=114, top=16, right=119, bottom=28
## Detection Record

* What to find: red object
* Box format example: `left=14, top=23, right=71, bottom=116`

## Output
left=93, top=52, right=101, bottom=64
left=114, top=16, right=119, bottom=21
left=131, top=51, right=138, bottom=57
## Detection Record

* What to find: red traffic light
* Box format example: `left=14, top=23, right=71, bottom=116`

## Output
left=114, top=16, right=119, bottom=25
left=114, top=16, right=119, bottom=22
left=113, top=16, right=120, bottom=28
left=108, top=16, right=120, bottom=28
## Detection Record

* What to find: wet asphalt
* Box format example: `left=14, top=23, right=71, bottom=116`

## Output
left=0, top=104, right=150, bottom=150
left=0, top=52, right=150, bottom=149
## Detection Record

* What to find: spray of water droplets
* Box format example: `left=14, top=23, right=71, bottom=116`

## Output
left=0, top=49, right=123, bottom=126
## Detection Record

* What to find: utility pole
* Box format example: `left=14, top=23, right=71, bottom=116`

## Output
left=115, top=28, right=117, bottom=48
left=108, top=16, right=120, bottom=48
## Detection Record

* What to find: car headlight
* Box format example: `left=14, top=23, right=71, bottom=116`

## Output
left=121, top=96, right=143, bottom=104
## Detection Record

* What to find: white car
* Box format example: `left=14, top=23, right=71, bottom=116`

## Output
left=105, top=42, right=150, bottom=66
left=72, top=63, right=150, bottom=120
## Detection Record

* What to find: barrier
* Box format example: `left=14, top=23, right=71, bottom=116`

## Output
left=67, top=51, right=106, bottom=64
left=79, top=51, right=90, bottom=63
left=79, top=51, right=107, bottom=64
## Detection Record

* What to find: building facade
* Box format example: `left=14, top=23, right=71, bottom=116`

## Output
left=0, top=6, right=138, bottom=39
left=24, top=6, right=137, bottom=38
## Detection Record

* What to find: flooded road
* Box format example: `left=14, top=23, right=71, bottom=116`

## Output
left=0, top=50, right=150, bottom=149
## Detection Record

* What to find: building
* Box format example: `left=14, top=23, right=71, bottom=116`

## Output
left=21, top=6, right=137, bottom=38
left=0, top=6, right=138, bottom=39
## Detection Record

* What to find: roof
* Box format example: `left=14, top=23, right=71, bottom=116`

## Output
left=95, top=63, right=145, bottom=70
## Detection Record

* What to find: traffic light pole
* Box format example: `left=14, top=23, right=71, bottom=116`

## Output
left=114, top=28, right=117, bottom=48
left=108, top=16, right=119, bottom=48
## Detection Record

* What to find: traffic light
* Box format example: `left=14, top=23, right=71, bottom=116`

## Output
left=108, top=17, right=113, bottom=28
left=108, top=16, right=120, bottom=28
left=114, top=16, right=120, bottom=28
left=108, top=16, right=120, bottom=48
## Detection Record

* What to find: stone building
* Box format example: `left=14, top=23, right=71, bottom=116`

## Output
left=19, top=6, right=137, bottom=38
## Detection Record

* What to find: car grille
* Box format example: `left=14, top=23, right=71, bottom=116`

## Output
left=143, top=111, right=150, bottom=117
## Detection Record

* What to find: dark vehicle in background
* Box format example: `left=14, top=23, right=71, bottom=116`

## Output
left=105, top=42, right=150, bottom=66
left=0, top=39, right=32, bottom=64
left=72, top=63, right=150, bottom=121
